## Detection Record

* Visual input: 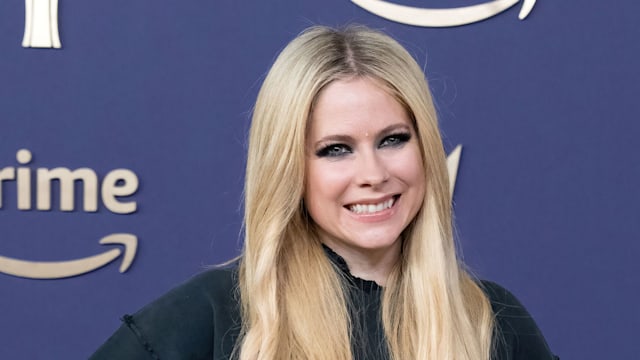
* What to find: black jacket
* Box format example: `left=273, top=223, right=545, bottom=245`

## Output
left=90, top=250, right=558, bottom=360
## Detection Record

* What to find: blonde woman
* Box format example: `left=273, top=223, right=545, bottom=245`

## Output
left=91, top=25, right=558, bottom=360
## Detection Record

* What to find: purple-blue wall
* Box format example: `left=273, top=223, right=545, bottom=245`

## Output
left=1, top=1, right=638, bottom=358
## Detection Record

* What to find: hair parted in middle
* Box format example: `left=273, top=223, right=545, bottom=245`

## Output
left=239, top=25, right=495, bottom=360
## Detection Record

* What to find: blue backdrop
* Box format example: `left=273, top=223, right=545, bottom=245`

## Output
left=1, top=1, right=638, bottom=358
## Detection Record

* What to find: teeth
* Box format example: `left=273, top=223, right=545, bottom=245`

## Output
left=349, top=198, right=395, bottom=214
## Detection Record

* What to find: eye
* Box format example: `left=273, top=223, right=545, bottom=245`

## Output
left=380, top=132, right=411, bottom=148
left=315, top=143, right=352, bottom=158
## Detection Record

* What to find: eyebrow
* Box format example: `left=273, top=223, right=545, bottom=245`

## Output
left=312, top=123, right=412, bottom=148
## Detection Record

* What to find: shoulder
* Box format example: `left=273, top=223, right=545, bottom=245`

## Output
left=130, top=266, right=239, bottom=326
left=479, top=280, right=559, bottom=360
left=90, top=266, right=241, bottom=360
left=137, top=266, right=240, bottom=323
left=159, top=265, right=239, bottom=308
left=481, top=280, right=538, bottom=330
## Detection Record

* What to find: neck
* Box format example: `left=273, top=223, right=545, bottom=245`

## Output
left=322, top=240, right=401, bottom=286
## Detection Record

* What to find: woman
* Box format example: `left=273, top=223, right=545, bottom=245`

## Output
left=91, top=25, right=558, bottom=360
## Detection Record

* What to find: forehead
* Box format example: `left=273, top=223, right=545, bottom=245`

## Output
left=308, top=77, right=410, bottom=139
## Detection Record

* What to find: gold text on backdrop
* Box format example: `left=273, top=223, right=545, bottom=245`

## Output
left=0, top=149, right=138, bottom=213
left=0, top=149, right=139, bottom=279
left=351, top=0, right=536, bottom=27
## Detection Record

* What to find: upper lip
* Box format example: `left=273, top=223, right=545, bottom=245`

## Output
left=344, top=194, right=398, bottom=206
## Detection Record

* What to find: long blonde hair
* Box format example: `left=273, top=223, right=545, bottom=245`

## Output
left=239, top=25, right=494, bottom=360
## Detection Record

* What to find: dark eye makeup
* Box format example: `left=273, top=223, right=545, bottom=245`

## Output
left=315, top=144, right=352, bottom=158
left=314, top=132, right=412, bottom=158
left=379, top=132, right=411, bottom=148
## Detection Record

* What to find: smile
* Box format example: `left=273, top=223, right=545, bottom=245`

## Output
left=347, top=196, right=398, bottom=215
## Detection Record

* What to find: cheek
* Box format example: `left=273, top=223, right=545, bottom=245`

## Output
left=389, top=148, right=425, bottom=187
left=305, top=160, right=352, bottom=204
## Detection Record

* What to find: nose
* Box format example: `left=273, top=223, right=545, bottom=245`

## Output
left=355, top=150, right=389, bottom=187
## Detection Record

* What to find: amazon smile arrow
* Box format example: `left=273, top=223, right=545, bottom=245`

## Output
left=0, top=233, right=137, bottom=279
left=352, top=0, right=536, bottom=27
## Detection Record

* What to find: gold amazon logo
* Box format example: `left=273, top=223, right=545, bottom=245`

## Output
left=0, top=149, right=139, bottom=279
left=352, top=0, right=536, bottom=27
left=0, top=234, right=137, bottom=280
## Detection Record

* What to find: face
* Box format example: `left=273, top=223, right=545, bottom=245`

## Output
left=304, top=77, right=426, bottom=261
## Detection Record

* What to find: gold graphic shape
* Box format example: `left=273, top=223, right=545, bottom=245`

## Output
left=0, top=233, right=137, bottom=279
left=446, top=145, right=462, bottom=197
left=22, top=0, right=61, bottom=48
left=351, top=0, right=536, bottom=27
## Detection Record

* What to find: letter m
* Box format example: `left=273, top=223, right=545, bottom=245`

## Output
left=37, top=168, right=98, bottom=211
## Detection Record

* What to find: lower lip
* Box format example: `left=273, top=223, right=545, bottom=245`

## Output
left=345, top=197, right=399, bottom=223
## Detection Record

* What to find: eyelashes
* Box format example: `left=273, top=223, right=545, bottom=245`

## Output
left=315, top=132, right=412, bottom=158
left=380, top=132, right=411, bottom=148
left=315, top=144, right=351, bottom=158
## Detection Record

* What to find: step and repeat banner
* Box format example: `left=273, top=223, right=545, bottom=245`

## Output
left=1, top=1, right=638, bottom=358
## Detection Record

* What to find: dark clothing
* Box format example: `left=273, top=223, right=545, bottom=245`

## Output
left=91, top=250, right=558, bottom=360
